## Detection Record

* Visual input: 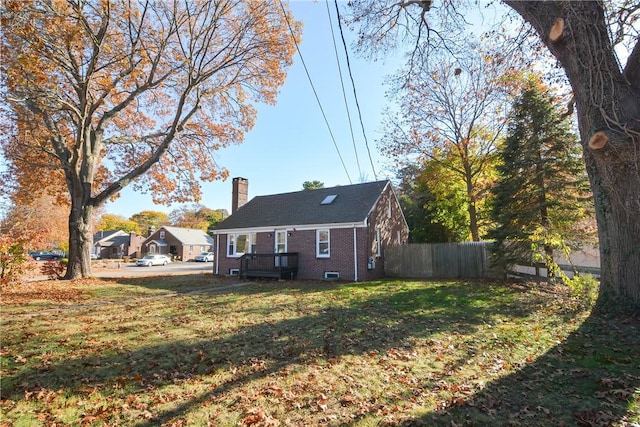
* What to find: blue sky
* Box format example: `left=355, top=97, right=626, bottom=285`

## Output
left=105, top=1, right=405, bottom=218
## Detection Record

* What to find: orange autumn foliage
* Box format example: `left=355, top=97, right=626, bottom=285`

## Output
left=1, top=0, right=300, bottom=279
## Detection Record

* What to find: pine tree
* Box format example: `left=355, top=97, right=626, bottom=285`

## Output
left=489, top=78, right=593, bottom=274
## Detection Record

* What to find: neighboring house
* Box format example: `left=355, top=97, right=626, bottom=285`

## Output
left=92, top=230, right=145, bottom=259
left=141, top=226, right=214, bottom=261
left=211, top=177, right=409, bottom=281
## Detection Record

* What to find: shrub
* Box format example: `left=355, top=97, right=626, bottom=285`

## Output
left=0, top=240, right=30, bottom=287
left=563, top=273, right=599, bottom=309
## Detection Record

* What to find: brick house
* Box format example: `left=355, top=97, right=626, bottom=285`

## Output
left=141, top=226, right=214, bottom=261
left=92, top=230, right=145, bottom=259
left=211, top=178, right=409, bottom=281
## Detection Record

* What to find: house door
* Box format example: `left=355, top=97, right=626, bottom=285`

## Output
left=274, top=230, right=287, bottom=267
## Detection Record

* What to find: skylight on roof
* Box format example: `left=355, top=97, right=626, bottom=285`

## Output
left=321, top=194, right=338, bottom=205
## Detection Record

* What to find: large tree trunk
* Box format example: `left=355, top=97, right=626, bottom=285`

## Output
left=505, top=1, right=640, bottom=307
left=585, top=129, right=640, bottom=307
left=64, top=198, right=94, bottom=280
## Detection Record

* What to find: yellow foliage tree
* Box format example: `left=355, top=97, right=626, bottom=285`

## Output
left=348, top=0, right=640, bottom=307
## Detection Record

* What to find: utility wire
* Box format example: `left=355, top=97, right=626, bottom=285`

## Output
left=333, top=0, right=378, bottom=180
left=325, top=0, right=362, bottom=180
left=278, top=0, right=352, bottom=184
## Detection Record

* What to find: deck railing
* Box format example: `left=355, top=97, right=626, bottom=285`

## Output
left=239, top=252, right=299, bottom=280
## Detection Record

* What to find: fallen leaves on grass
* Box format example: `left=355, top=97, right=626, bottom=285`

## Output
left=1, top=279, right=90, bottom=305
left=241, top=407, right=281, bottom=426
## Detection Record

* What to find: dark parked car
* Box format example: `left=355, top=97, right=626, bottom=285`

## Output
left=29, top=251, right=62, bottom=261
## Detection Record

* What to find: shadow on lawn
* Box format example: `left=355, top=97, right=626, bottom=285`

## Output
left=3, top=280, right=639, bottom=426
left=405, top=311, right=640, bottom=426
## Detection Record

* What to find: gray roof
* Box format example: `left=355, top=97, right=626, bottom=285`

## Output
left=161, top=226, right=214, bottom=245
left=102, top=235, right=130, bottom=247
left=214, top=180, right=391, bottom=231
left=93, top=230, right=127, bottom=245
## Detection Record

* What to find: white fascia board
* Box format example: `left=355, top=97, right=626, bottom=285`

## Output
left=212, top=221, right=367, bottom=235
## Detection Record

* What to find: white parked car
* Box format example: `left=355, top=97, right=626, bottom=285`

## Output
left=195, top=252, right=214, bottom=262
left=136, top=254, right=171, bottom=267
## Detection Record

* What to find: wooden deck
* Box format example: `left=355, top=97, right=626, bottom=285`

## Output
left=239, top=253, right=299, bottom=280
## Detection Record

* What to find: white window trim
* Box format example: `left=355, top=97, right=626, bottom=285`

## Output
left=316, top=229, right=330, bottom=258
left=375, top=229, right=382, bottom=257
left=227, top=233, right=254, bottom=257
left=275, top=230, right=287, bottom=253
left=159, top=231, right=165, bottom=239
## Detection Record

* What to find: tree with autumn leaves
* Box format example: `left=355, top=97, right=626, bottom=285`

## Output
left=381, top=45, right=516, bottom=241
left=349, top=0, right=640, bottom=308
left=1, top=0, right=300, bottom=279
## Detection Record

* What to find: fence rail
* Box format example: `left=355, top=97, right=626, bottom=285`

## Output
left=508, top=262, right=601, bottom=281
left=239, top=252, right=299, bottom=280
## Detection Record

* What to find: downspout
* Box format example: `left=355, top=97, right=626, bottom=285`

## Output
left=214, top=234, right=219, bottom=275
left=353, top=226, right=358, bottom=282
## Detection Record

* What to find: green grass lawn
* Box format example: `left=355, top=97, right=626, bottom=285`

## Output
left=1, top=276, right=638, bottom=426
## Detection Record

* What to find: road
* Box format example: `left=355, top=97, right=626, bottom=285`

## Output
left=93, top=260, right=215, bottom=278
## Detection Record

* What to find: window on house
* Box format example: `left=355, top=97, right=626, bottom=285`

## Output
left=189, top=245, right=193, bottom=254
left=227, top=233, right=252, bottom=257
left=275, top=230, right=287, bottom=253
left=397, top=230, right=402, bottom=245
left=321, top=194, right=337, bottom=205
left=227, top=235, right=235, bottom=256
left=375, top=229, right=382, bottom=257
left=251, top=233, right=257, bottom=253
left=159, top=231, right=165, bottom=239
left=316, top=229, right=330, bottom=258
left=387, top=198, right=392, bottom=218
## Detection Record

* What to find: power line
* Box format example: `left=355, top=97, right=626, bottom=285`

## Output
left=278, top=0, right=352, bottom=184
left=324, top=0, right=362, bottom=180
left=333, top=1, right=378, bottom=181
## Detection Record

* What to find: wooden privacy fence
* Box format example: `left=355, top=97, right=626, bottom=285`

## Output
left=385, top=242, right=493, bottom=279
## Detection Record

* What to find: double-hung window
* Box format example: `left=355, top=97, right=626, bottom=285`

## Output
left=316, top=229, right=330, bottom=258
left=227, top=233, right=255, bottom=257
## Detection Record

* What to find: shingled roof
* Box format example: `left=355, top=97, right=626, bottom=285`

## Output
left=213, top=180, right=391, bottom=231
left=160, top=226, right=214, bottom=245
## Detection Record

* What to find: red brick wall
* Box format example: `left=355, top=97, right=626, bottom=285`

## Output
left=365, top=185, right=409, bottom=279
left=214, top=234, right=241, bottom=275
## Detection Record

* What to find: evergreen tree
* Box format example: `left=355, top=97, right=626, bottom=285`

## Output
left=489, top=78, right=593, bottom=274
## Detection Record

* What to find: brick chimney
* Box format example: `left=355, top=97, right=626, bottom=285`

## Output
left=232, top=177, right=248, bottom=214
